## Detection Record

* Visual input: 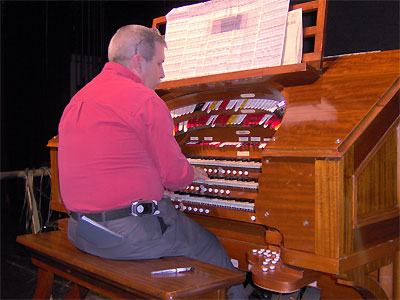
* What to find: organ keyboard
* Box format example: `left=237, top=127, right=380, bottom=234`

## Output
left=191, top=178, right=258, bottom=190
left=172, top=155, right=260, bottom=222
left=48, top=1, right=399, bottom=298
left=171, top=193, right=255, bottom=212
left=187, top=157, right=262, bottom=169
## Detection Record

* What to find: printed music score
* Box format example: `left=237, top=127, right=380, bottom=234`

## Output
left=163, top=0, right=291, bottom=81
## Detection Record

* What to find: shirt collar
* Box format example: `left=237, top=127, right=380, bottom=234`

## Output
left=103, top=62, right=143, bottom=84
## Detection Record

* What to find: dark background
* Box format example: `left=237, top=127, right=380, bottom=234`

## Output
left=0, top=1, right=399, bottom=296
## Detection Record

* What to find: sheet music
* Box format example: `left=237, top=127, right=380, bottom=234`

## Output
left=163, top=0, right=290, bottom=81
left=162, top=4, right=190, bottom=80
left=282, top=8, right=303, bottom=65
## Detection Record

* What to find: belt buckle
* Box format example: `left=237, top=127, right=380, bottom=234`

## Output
left=131, top=200, right=160, bottom=216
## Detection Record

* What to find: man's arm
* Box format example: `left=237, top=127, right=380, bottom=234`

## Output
left=135, top=95, right=196, bottom=191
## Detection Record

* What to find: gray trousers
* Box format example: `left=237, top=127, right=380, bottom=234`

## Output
left=67, top=197, right=246, bottom=299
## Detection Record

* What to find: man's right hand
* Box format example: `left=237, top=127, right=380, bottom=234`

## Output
left=193, top=166, right=209, bottom=181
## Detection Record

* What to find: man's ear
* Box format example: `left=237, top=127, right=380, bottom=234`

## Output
left=132, top=54, right=142, bottom=74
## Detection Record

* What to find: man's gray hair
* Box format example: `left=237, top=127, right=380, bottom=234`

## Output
left=108, top=25, right=167, bottom=65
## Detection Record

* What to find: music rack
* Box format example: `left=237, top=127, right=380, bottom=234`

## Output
left=152, top=0, right=327, bottom=99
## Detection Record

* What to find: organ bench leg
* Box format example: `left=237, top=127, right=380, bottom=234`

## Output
left=33, top=268, right=54, bottom=300
left=64, top=283, right=89, bottom=299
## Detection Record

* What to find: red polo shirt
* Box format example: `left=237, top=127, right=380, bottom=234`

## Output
left=58, top=62, right=193, bottom=212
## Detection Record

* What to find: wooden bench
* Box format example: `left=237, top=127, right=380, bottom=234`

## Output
left=17, top=229, right=245, bottom=299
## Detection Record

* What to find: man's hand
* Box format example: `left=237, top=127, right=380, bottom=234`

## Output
left=163, top=189, right=174, bottom=198
left=163, top=167, right=208, bottom=197
left=193, top=166, right=209, bottom=181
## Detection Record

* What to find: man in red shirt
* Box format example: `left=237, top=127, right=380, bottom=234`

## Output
left=58, top=25, right=246, bottom=299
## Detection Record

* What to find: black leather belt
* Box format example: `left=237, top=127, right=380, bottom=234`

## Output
left=70, top=200, right=159, bottom=222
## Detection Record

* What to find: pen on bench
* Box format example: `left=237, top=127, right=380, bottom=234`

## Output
left=151, top=266, right=194, bottom=275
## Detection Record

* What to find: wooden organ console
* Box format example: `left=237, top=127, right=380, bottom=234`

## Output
left=47, top=0, right=399, bottom=298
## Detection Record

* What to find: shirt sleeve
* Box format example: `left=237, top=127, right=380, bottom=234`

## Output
left=132, top=94, right=194, bottom=191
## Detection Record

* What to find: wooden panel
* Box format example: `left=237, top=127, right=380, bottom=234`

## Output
left=280, top=238, right=398, bottom=275
left=354, top=217, right=399, bottom=252
left=354, top=124, right=398, bottom=225
left=186, top=215, right=272, bottom=270
left=263, top=50, right=400, bottom=158
left=353, top=89, right=399, bottom=171
left=314, top=159, right=342, bottom=258
left=281, top=247, right=341, bottom=274
left=338, top=239, right=399, bottom=274
left=256, top=158, right=315, bottom=252
left=189, top=214, right=268, bottom=246
left=342, top=147, right=356, bottom=255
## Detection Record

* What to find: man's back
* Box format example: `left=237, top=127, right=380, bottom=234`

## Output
left=58, top=62, right=193, bottom=213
